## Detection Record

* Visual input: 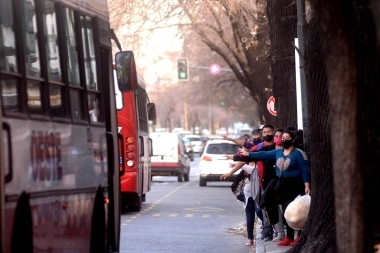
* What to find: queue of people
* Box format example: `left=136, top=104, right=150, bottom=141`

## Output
left=221, top=125, right=311, bottom=247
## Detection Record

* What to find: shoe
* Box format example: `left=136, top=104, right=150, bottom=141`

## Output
left=260, top=234, right=265, bottom=240
left=264, top=236, right=273, bottom=242
left=272, top=232, right=285, bottom=242
left=245, top=239, right=253, bottom=246
left=277, top=236, right=294, bottom=246
left=290, top=237, right=299, bottom=246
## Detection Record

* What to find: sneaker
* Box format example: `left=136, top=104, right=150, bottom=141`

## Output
left=272, top=232, right=285, bottom=242
left=290, top=237, right=299, bottom=246
left=277, top=236, right=294, bottom=246
left=260, top=233, right=265, bottom=240
left=264, top=236, right=273, bottom=242
left=245, top=239, right=253, bottom=246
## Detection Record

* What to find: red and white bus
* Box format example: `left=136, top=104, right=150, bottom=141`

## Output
left=113, top=51, right=156, bottom=212
left=0, top=0, right=126, bottom=252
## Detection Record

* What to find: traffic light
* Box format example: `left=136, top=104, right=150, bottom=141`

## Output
left=220, top=101, right=225, bottom=106
left=177, top=58, right=188, bottom=81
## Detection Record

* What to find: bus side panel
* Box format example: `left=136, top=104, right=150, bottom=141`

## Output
left=142, top=135, right=151, bottom=195
left=3, top=118, right=108, bottom=252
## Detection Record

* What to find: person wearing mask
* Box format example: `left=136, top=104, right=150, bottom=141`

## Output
left=222, top=125, right=276, bottom=241
left=238, top=130, right=311, bottom=246
left=223, top=129, right=262, bottom=149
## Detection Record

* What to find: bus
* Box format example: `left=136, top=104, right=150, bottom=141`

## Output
left=0, top=0, right=125, bottom=252
left=113, top=51, right=156, bottom=212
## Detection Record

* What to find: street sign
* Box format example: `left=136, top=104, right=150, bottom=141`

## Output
left=209, top=63, right=221, bottom=76
left=267, top=96, right=277, bottom=116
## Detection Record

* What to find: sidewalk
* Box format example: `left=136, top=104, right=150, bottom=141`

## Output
left=255, top=223, right=292, bottom=253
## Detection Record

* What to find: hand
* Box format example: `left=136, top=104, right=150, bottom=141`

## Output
left=223, top=135, right=230, bottom=141
left=224, top=154, right=233, bottom=160
left=305, top=186, right=311, bottom=195
left=220, top=173, right=231, bottom=180
left=238, top=148, right=249, bottom=156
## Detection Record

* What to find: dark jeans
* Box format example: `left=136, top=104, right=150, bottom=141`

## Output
left=245, top=197, right=263, bottom=240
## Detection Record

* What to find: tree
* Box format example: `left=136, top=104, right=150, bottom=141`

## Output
left=266, top=0, right=298, bottom=128
left=178, top=0, right=275, bottom=124
left=283, top=1, right=380, bottom=252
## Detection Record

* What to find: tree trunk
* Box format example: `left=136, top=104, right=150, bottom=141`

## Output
left=266, top=0, right=298, bottom=128
left=310, top=0, right=380, bottom=252
left=287, top=14, right=336, bottom=253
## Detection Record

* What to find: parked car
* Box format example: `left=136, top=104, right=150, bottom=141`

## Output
left=182, top=137, right=194, bottom=161
left=150, top=132, right=191, bottom=182
left=184, top=135, right=204, bottom=155
left=199, top=140, right=240, bottom=186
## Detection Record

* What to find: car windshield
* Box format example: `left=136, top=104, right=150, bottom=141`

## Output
left=206, top=143, right=239, bottom=154
left=187, top=137, right=200, bottom=142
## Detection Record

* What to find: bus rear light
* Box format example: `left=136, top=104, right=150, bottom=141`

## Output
left=104, top=198, right=109, bottom=204
left=126, top=137, right=134, bottom=144
left=126, top=152, right=135, bottom=159
left=126, top=144, right=135, bottom=152
left=202, top=156, right=212, bottom=161
left=127, top=160, right=134, bottom=167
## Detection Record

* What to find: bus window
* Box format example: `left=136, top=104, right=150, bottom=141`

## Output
left=88, top=93, right=99, bottom=123
left=81, top=16, right=98, bottom=90
left=42, top=0, right=62, bottom=82
left=1, top=77, right=19, bottom=112
left=70, top=89, right=84, bottom=120
left=27, top=81, right=44, bottom=113
left=64, top=8, right=80, bottom=86
left=24, top=0, right=42, bottom=78
left=0, top=0, right=18, bottom=73
left=49, top=86, right=63, bottom=117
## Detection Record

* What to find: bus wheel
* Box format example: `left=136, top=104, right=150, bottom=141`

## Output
left=142, top=193, right=146, bottom=202
left=177, top=169, right=184, bottom=182
left=90, top=188, right=106, bottom=253
left=11, top=192, right=33, bottom=253
left=128, top=194, right=142, bottom=212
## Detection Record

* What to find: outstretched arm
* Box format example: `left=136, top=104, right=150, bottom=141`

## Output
left=220, top=161, right=246, bottom=180
left=223, top=135, right=245, bottom=147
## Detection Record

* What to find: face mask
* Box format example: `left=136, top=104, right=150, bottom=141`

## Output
left=252, top=138, right=262, bottom=145
left=263, top=135, right=273, bottom=142
left=282, top=139, right=293, bottom=149
left=274, top=137, right=282, bottom=145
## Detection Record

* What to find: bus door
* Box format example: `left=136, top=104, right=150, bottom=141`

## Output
left=0, top=99, right=3, bottom=253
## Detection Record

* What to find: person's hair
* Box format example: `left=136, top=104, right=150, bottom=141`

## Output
left=274, top=128, right=284, bottom=135
left=285, top=126, right=296, bottom=132
left=294, top=129, right=304, bottom=150
left=251, top=130, right=261, bottom=135
left=262, top=124, right=274, bottom=130
left=284, top=130, right=295, bottom=140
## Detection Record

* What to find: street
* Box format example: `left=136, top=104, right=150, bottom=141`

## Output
left=119, top=157, right=253, bottom=253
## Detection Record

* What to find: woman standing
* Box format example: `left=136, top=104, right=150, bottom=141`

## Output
left=239, top=130, right=311, bottom=246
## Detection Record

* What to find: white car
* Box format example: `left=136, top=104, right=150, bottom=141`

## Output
left=199, top=140, right=240, bottom=186
left=184, top=135, right=204, bottom=154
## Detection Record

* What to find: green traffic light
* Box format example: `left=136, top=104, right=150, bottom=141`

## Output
left=180, top=72, right=187, bottom=79
left=220, top=101, right=225, bottom=106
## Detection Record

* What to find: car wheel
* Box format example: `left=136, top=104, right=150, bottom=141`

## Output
left=199, top=177, right=206, bottom=187
left=184, top=168, right=190, bottom=182
left=177, top=169, right=184, bottom=182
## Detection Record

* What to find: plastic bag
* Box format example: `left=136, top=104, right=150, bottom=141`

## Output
left=284, top=194, right=311, bottom=230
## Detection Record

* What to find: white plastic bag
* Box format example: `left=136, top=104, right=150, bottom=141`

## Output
left=284, top=194, right=311, bottom=230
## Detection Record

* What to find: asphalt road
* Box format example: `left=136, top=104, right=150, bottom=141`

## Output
left=119, top=157, right=253, bottom=253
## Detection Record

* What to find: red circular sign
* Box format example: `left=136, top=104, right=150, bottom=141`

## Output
left=209, top=64, right=221, bottom=76
left=267, top=96, right=277, bottom=116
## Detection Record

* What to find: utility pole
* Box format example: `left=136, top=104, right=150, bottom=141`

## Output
left=297, top=0, right=309, bottom=155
